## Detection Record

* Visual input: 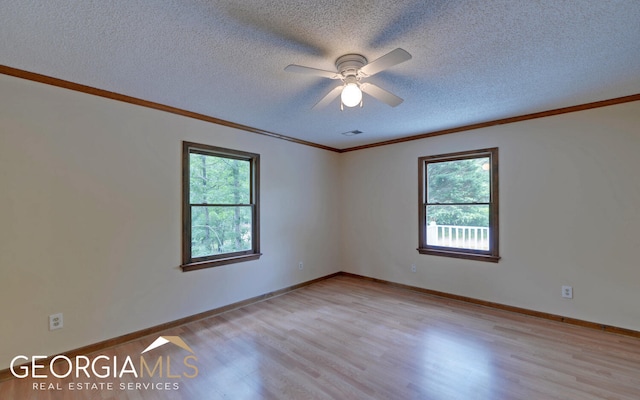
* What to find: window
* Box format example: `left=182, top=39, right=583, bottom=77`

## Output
left=181, top=142, right=260, bottom=271
left=418, top=148, right=499, bottom=262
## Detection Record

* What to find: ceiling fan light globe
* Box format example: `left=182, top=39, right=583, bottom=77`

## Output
left=341, top=83, right=362, bottom=107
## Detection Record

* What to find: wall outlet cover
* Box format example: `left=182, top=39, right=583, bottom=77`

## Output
left=49, top=313, right=63, bottom=330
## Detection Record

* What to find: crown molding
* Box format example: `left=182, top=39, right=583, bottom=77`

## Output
left=2, top=65, right=638, bottom=154
left=0, top=65, right=341, bottom=153
left=340, top=93, right=640, bottom=152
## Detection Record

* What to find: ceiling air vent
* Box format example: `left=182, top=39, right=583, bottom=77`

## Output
left=341, top=130, right=363, bottom=136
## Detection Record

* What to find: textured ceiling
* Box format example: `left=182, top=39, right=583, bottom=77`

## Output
left=2, top=0, right=639, bottom=150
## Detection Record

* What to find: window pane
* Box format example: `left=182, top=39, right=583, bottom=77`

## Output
left=426, top=205, right=489, bottom=250
left=427, top=157, right=490, bottom=204
left=189, top=153, right=250, bottom=204
left=191, top=206, right=252, bottom=258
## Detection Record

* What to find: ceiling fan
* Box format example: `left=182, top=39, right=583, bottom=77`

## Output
left=284, top=48, right=412, bottom=110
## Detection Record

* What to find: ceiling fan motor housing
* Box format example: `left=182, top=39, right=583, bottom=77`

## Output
left=335, top=54, right=367, bottom=78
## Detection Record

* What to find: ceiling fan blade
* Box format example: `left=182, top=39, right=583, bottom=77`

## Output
left=359, top=48, right=412, bottom=77
left=284, top=64, right=341, bottom=79
left=360, top=83, right=404, bottom=107
left=313, top=85, right=343, bottom=109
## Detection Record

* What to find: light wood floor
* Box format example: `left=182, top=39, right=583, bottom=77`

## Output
left=2, top=275, right=640, bottom=399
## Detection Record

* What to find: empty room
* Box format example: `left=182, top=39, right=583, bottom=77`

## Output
left=1, top=1, right=639, bottom=399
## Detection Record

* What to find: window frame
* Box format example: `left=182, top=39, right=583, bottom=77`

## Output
left=417, top=147, right=500, bottom=262
left=181, top=141, right=261, bottom=272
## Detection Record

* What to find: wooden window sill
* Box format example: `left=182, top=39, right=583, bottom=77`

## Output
left=417, top=248, right=500, bottom=263
left=181, top=253, right=262, bottom=272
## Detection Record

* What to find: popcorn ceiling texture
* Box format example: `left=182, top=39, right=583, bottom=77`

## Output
left=1, top=0, right=639, bottom=149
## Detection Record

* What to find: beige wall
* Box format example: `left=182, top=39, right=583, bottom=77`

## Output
left=340, top=101, right=640, bottom=332
left=0, top=74, right=341, bottom=369
left=2, top=72, right=640, bottom=370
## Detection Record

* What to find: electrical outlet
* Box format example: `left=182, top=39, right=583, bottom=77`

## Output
left=562, top=285, right=573, bottom=299
left=49, top=313, right=63, bottom=330
left=411, top=264, right=417, bottom=273
left=298, top=261, right=303, bottom=270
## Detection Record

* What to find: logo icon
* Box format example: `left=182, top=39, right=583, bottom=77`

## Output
left=141, top=336, right=195, bottom=354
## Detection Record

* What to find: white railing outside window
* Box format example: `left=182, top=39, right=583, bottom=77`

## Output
left=427, top=223, right=490, bottom=250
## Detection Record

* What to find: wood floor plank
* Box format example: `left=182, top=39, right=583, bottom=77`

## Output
left=2, top=275, right=640, bottom=399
